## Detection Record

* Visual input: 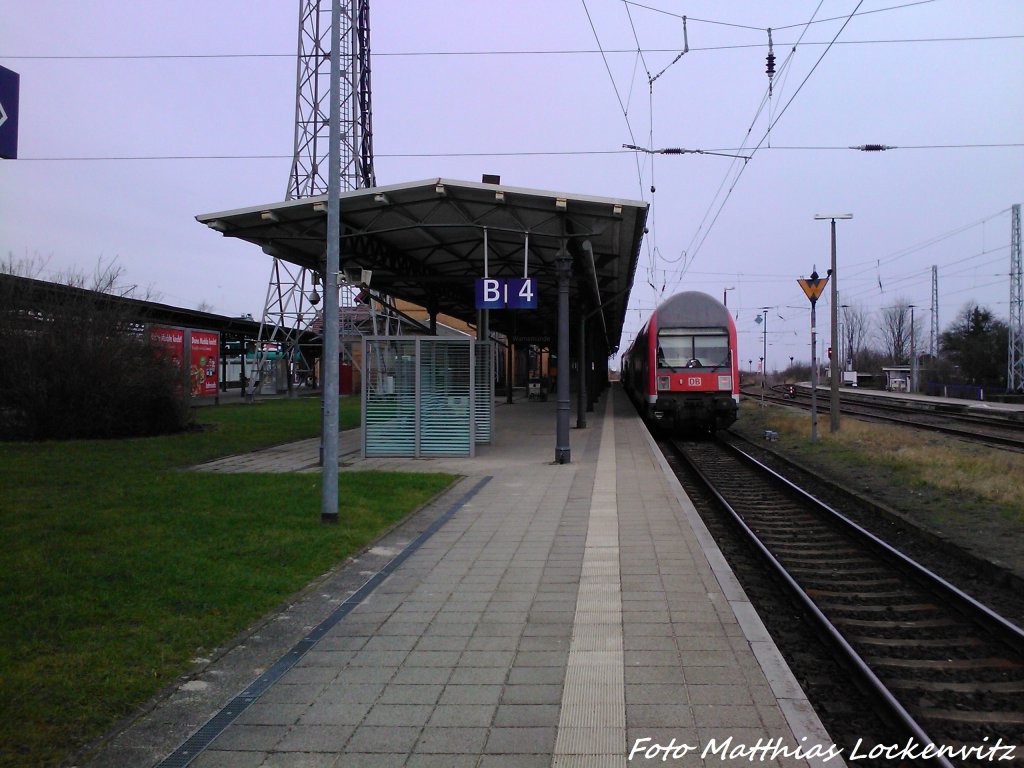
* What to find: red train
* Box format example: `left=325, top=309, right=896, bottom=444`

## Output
left=621, top=291, right=739, bottom=433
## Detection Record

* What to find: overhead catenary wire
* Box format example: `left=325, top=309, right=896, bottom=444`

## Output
left=14, top=143, right=1022, bottom=162
left=668, top=0, right=835, bottom=288
left=622, top=0, right=937, bottom=31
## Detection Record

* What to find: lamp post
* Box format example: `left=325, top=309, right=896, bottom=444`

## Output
left=320, top=0, right=342, bottom=524
left=814, top=213, right=852, bottom=432
left=909, top=304, right=917, bottom=393
left=755, top=309, right=769, bottom=407
left=723, top=286, right=735, bottom=307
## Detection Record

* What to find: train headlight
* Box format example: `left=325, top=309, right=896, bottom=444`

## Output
left=717, top=375, right=732, bottom=390
left=657, top=375, right=671, bottom=391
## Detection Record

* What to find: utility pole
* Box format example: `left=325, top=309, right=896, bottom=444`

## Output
left=909, top=305, right=917, bottom=394
left=815, top=213, right=852, bottom=432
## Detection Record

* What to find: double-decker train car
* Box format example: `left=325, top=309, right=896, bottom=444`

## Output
left=621, top=291, right=739, bottom=433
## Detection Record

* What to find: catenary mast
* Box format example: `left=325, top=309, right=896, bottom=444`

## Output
left=1009, top=204, right=1023, bottom=393
left=254, top=0, right=375, bottom=392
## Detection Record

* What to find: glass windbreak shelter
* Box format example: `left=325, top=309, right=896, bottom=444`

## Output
left=657, top=328, right=730, bottom=369
left=361, top=336, right=494, bottom=457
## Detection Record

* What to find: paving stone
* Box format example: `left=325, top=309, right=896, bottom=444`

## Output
left=437, top=683, right=504, bottom=706
left=297, top=700, right=373, bottom=726
left=206, top=724, right=289, bottom=751
left=499, top=684, right=564, bottom=705
left=413, top=726, right=489, bottom=754
left=272, top=724, right=355, bottom=751
left=493, top=704, right=561, bottom=727
left=362, top=704, right=434, bottom=727
left=427, top=703, right=497, bottom=727
left=345, top=725, right=422, bottom=753
left=447, top=666, right=507, bottom=685
left=485, top=726, right=557, bottom=754
left=376, top=683, right=444, bottom=706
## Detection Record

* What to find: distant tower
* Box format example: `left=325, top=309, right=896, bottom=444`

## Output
left=929, top=264, right=938, bottom=358
left=1009, top=203, right=1023, bottom=392
left=255, top=0, right=375, bottom=391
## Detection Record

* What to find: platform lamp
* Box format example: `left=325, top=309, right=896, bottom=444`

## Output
left=814, top=213, right=852, bottom=432
left=321, top=0, right=342, bottom=524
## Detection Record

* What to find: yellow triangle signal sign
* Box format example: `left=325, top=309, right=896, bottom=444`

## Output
left=798, top=274, right=828, bottom=302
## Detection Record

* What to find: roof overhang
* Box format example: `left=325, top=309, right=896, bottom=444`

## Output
left=197, top=178, right=648, bottom=352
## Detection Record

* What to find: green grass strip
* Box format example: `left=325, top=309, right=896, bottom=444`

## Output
left=0, top=398, right=456, bottom=767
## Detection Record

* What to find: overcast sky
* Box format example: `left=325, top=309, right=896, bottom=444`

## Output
left=2, top=1, right=1021, bottom=370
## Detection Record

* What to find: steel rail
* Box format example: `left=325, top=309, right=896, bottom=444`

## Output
left=723, top=440, right=1024, bottom=654
left=674, top=440, right=959, bottom=768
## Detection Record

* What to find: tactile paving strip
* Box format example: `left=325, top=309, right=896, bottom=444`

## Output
left=553, top=400, right=626, bottom=764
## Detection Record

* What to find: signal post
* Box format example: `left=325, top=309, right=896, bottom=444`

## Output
left=798, top=270, right=829, bottom=444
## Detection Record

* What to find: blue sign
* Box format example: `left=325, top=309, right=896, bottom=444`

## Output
left=0, top=65, right=19, bottom=160
left=475, top=277, right=504, bottom=309
left=506, top=277, right=537, bottom=309
left=474, top=277, right=537, bottom=310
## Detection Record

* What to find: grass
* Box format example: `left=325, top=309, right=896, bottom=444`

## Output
left=734, top=399, right=1024, bottom=519
left=0, top=397, right=456, bottom=767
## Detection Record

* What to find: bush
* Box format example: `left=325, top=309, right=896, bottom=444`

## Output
left=0, top=273, right=192, bottom=440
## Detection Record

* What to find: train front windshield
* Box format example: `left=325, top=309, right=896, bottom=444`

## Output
left=657, top=328, right=730, bottom=369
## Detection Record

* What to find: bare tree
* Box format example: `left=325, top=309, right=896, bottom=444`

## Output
left=877, top=298, right=924, bottom=364
left=840, top=303, right=871, bottom=369
left=2, top=251, right=50, bottom=279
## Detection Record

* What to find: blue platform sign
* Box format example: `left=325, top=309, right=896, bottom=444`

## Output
left=0, top=65, right=19, bottom=160
left=475, top=277, right=537, bottom=310
left=506, top=277, right=537, bottom=309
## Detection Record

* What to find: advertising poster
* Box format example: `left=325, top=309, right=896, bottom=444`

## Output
left=149, top=325, right=185, bottom=368
left=149, top=325, right=186, bottom=395
left=189, top=330, right=219, bottom=396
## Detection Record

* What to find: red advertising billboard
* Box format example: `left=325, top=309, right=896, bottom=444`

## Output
left=189, top=330, right=219, bottom=396
left=149, top=325, right=219, bottom=398
left=149, top=326, right=185, bottom=368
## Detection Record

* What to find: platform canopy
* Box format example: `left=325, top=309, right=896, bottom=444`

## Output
left=197, top=178, right=648, bottom=352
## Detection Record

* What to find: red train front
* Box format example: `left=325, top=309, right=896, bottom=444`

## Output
left=621, top=291, right=739, bottom=433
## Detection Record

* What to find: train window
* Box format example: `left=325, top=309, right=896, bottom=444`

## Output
left=657, top=328, right=730, bottom=369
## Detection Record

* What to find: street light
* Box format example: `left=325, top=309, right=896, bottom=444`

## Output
left=723, top=286, right=735, bottom=307
left=909, top=304, right=917, bottom=393
left=755, top=309, right=769, bottom=407
left=814, top=213, right=852, bottom=433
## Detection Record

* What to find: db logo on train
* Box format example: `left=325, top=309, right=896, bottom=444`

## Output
left=688, top=376, right=702, bottom=387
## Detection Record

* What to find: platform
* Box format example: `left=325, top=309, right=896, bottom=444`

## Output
left=793, top=382, right=1024, bottom=421
left=89, top=387, right=838, bottom=768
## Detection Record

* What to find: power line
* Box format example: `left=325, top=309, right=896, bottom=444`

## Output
left=4, top=35, right=1019, bottom=61
left=672, top=1, right=836, bottom=282
left=622, top=0, right=939, bottom=31
left=14, top=142, right=1019, bottom=162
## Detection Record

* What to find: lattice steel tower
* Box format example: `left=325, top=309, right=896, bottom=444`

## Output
left=1008, top=203, right=1023, bottom=393
left=256, top=0, right=375, bottom=390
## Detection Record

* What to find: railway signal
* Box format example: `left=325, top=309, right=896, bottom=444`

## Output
left=799, top=269, right=829, bottom=444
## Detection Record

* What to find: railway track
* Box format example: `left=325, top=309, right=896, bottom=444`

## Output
left=669, top=437, right=1024, bottom=764
left=745, top=386, right=1024, bottom=451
